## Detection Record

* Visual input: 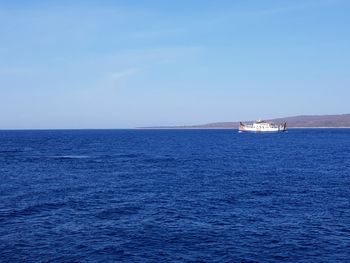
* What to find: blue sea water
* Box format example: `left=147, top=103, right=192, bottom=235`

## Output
left=0, top=129, right=349, bottom=262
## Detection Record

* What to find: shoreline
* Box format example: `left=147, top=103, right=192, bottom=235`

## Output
left=1, top=127, right=350, bottom=131
left=137, top=127, right=350, bottom=130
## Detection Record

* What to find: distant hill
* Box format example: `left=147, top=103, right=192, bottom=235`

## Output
left=142, top=114, right=350, bottom=129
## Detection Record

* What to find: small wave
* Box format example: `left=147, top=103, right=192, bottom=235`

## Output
left=96, top=246, right=126, bottom=256
left=114, top=153, right=143, bottom=158
left=0, top=202, right=66, bottom=221
left=143, top=157, right=176, bottom=163
left=48, top=155, right=90, bottom=159
left=0, top=150, right=23, bottom=154
left=251, top=190, right=274, bottom=197
left=96, top=206, right=141, bottom=220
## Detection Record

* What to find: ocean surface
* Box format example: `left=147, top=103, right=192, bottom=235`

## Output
left=0, top=129, right=349, bottom=262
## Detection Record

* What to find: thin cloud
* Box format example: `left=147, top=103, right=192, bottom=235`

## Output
left=107, top=68, right=141, bottom=82
left=99, top=68, right=143, bottom=91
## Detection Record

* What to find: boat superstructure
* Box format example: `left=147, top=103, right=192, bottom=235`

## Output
left=239, top=120, right=287, bottom=132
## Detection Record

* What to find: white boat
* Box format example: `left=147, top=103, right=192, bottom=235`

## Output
left=239, top=120, right=287, bottom=132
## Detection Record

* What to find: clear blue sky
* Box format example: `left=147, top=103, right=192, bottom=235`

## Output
left=1, top=0, right=349, bottom=128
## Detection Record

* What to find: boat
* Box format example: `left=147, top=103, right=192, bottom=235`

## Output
left=239, top=120, right=287, bottom=132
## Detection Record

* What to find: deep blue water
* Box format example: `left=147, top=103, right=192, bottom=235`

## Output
left=0, top=129, right=349, bottom=262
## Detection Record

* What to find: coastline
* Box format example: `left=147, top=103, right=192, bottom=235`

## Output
left=137, top=127, right=350, bottom=130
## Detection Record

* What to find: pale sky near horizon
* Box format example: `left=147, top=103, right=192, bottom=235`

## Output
left=1, top=0, right=349, bottom=128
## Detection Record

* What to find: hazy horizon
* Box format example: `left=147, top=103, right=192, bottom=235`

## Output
left=1, top=0, right=350, bottom=129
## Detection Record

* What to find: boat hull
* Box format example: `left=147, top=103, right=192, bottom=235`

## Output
left=239, top=127, right=283, bottom=132
left=239, top=121, right=287, bottom=132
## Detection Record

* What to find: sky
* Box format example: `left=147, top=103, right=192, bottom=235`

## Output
left=1, top=0, right=349, bottom=128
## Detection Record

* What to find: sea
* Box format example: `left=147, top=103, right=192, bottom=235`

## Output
left=0, top=129, right=349, bottom=262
